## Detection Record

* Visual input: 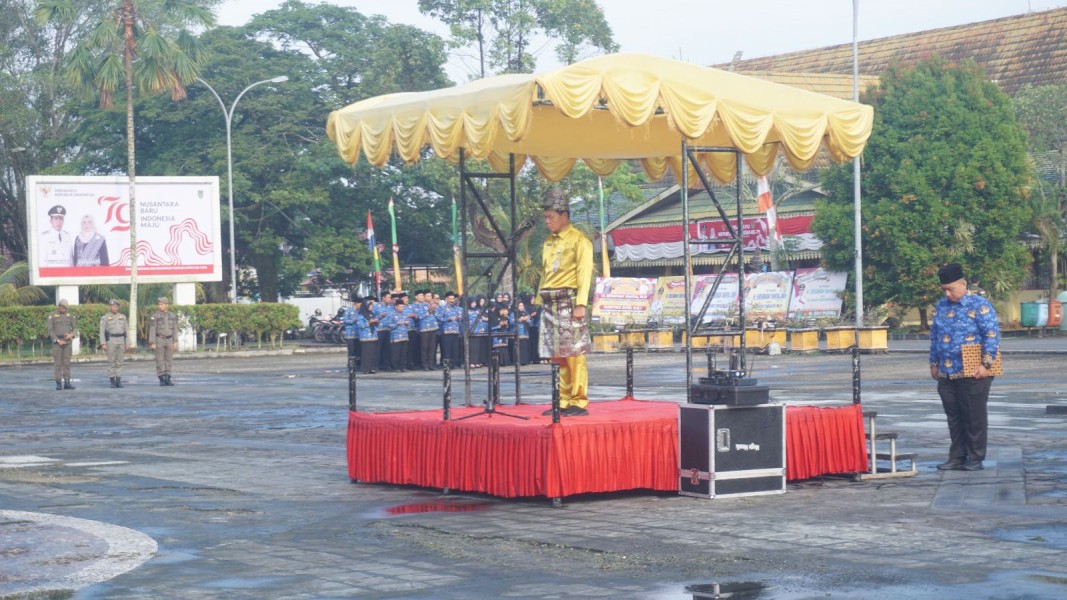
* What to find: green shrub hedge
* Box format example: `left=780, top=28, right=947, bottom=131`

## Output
left=0, top=303, right=301, bottom=356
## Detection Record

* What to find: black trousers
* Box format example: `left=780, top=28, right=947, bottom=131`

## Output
left=937, top=376, right=993, bottom=462
left=469, top=335, right=489, bottom=366
left=408, top=332, right=420, bottom=368
left=518, top=337, right=532, bottom=365
left=360, top=340, right=378, bottom=373
left=419, top=330, right=437, bottom=369
left=345, top=338, right=360, bottom=361
left=390, top=340, right=408, bottom=372
left=378, top=330, right=392, bottom=370
left=440, top=334, right=459, bottom=368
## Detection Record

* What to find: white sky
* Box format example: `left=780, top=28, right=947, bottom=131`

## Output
left=218, top=0, right=1066, bottom=82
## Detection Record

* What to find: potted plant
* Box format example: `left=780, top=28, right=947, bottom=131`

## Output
left=645, top=321, right=674, bottom=350
left=822, top=306, right=892, bottom=353
left=785, top=317, right=820, bottom=353
left=590, top=321, right=622, bottom=353
left=744, top=318, right=787, bottom=349
left=620, top=321, right=646, bottom=350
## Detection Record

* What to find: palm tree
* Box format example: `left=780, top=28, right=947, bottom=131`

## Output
left=1030, top=186, right=1064, bottom=299
left=35, top=0, right=215, bottom=346
left=0, top=261, right=47, bottom=307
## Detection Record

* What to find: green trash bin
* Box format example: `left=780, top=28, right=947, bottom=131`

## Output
left=1020, top=302, right=1040, bottom=327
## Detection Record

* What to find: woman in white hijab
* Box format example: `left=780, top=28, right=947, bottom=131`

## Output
left=72, top=214, right=109, bottom=267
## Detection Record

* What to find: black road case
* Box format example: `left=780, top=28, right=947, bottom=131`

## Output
left=678, top=403, right=786, bottom=498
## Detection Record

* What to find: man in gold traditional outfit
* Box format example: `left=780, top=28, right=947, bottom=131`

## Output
left=536, top=187, right=593, bottom=416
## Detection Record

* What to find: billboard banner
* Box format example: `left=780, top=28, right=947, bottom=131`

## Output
left=744, top=271, right=794, bottom=320
left=788, top=268, right=848, bottom=319
left=690, top=273, right=741, bottom=324
left=648, top=276, right=690, bottom=324
left=694, top=217, right=770, bottom=253
left=590, top=277, right=656, bottom=326
left=28, top=176, right=222, bottom=285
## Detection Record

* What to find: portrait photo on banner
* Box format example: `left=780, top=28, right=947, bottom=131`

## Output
left=27, top=176, right=223, bottom=286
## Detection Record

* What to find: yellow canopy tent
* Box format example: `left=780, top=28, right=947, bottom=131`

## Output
left=325, top=53, right=872, bottom=183
left=325, top=53, right=874, bottom=404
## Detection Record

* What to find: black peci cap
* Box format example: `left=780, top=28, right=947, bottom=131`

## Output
left=938, top=263, right=966, bottom=285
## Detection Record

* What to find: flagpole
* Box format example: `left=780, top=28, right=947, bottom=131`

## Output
left=367, top=209, right=382, bottom=299
left=452, top=197, right=464, bottom=294
left=388, top=197, right=402, bottom=292
left=598, top=178, right=611, bottom=277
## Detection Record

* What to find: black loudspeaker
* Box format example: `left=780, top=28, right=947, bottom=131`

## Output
left=678, top=403, right=786, bottom=499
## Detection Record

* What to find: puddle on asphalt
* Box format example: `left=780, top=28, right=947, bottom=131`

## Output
left=991, top=524, right=1067, bottom=549
left=650, top=571, right=1067, bottom=599
left=381, top=500, right=494, bottom=516
left=1027, top=450, right=1067, bottom=473
left=685, top=581, right=768, bottom=598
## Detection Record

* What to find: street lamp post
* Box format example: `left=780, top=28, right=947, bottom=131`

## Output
left=852, top=0, right=864, bottom=328
left=197, top=75, right=288, bottom=303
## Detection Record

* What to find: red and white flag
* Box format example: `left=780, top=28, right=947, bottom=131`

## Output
left=757, top=176, right=782, bottom=241
left=757, top=175, right=773, bottom=213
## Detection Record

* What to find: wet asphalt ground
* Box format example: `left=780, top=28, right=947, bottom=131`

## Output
left=2, top=335, right=1067, bottom=599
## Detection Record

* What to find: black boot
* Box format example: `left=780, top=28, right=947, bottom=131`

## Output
left=63, top=379, right=74, bottom=390
left=159, top=375, right=166, bottom=386
left=115, top=377, right=123, bottom=388
left=56, top=380, right=63, bottom=390
left=110, top=377, right=117, bottom=388
left=164, top=374, right=174, bottom=386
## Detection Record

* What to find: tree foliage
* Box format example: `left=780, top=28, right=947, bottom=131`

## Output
left=51, top=3, right=454, bottom=302
left=0, top=0, right=115, bottom=261
left=2, top=0, right=622, bottom=306
left=1014, top=83, right=1067, bottom=297
left=814, top=57, right=1033, bottom=322
left=418, top=0, right=617, bottom=77
left=36, top=0, right=217, bottom=343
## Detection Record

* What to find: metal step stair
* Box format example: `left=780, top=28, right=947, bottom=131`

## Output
left=854, top=411, right=918, bottom=480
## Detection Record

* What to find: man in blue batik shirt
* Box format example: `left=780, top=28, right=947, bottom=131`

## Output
left=436, top=291, right=462, bottom=369
left=929, top=263, right=1000, bottom=472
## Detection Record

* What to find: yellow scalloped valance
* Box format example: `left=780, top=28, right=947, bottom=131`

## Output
left=326, top=53, right=873, bottom=183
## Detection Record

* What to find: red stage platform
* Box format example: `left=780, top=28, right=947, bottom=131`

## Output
left=346, top=400, right=868, bottom=499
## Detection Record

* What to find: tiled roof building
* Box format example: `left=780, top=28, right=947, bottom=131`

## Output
left=718, top=7, right=1067, bottom=95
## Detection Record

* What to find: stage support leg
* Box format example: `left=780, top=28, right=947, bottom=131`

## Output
left=548, top=365, right=563, bottom=505
left=625, top=347, right=634, bottom=400
left=491, top=353, right=501, bottom=408
left=443, top=361, right=452, bottom=421
left=348, top=356, right=359, bottom=482
left=348, top=357, right=357, bottom=412
left=852, top=346, right=861, bottom=405
left=551, top=363, right=561, bottom=423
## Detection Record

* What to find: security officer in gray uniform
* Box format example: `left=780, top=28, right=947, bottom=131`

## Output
left=149, top=296, right=178, bottom=386
left=47, top=299, right=78, bottom=390
left=99, top=299, right=129, bottom=388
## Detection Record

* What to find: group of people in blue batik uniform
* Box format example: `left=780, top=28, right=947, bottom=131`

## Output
left=340, top=289, right=540, bottom=375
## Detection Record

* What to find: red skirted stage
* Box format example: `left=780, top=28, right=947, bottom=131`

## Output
left=347, top=400, right=868, bottom=499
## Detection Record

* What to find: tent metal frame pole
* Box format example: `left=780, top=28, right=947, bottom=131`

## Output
left=682, top=141, right=693, bottom=402
left=457, top=151, right=523, bottom=407
left=460, top=149, right=472, bottom=406
left=681, top=144, right=749, bottom=398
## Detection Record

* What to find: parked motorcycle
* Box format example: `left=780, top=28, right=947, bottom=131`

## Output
left=309, top=309, right=345, bottom=344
